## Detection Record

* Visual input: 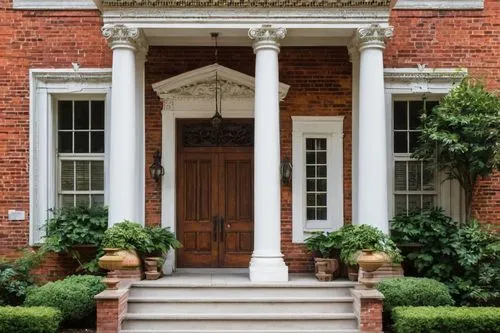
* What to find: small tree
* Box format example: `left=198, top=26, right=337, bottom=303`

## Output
left=413, top=79, right=500, bottom=221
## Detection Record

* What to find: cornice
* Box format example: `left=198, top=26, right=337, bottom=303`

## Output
left=32, top=69, right=112, bottom=84
left=100, top=0, right=391, bottom=8
left=394, top=0, right=484, bottom=10
left=384, top=68, right=468, bottom=82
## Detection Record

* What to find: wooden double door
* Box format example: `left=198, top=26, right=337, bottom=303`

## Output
left=176, top=120, right=254, bottom=268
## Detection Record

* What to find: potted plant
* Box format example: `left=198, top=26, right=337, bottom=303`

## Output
left=141, top=226, right=182, bottom=280
left=339, top=224, right=402, bottom=281
left=305, top=231, right=342, bottom=281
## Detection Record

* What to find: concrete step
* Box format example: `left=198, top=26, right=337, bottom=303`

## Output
left=128, top=284, right=354, bottom=298
left=121, top=330, right=360, bottom=333
left=121, top=313, right=358, bottom=331
left=127, top=296, right=354, bottom=314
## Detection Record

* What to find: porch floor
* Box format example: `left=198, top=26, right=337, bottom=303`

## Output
left=132, top=269, right=356, bottom=287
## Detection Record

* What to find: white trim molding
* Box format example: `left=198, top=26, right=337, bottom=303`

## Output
left=292, top=116, right=344, bottom=243
left=384, top=66, right=467, bottom=223
left=29, top=68, right=112, bottom=245
left=13, top=0, right=97, bottom=10
left=394, top=0, right=484, bottom=10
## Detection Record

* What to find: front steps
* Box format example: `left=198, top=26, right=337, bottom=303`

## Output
left=120, top=274, right=359, bottom=333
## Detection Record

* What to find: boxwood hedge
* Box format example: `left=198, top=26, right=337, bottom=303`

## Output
left=0, top=306, right=61, bottom=333
left=392, top=306, right=500, bottom=333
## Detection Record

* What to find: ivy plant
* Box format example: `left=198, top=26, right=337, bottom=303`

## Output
left=412, top=78, right=500, bottom=221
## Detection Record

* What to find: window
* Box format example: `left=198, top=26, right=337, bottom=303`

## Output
left=292, top=116, right=344, bottom=243
left=393, top=99, right=438, bottom=215
left=57, top=100, right=105, bottom=208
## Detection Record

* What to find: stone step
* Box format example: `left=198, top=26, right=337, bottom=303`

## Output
left=127, top=296, right=354, bottom=314
left=121, top=313, right=358, bottom=331
left=121, top=330, right=360, bottom=333
left=128, top=284, right=354, bottom=298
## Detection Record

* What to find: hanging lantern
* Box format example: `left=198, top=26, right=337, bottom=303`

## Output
left=149, top=150, right=165, bottom=183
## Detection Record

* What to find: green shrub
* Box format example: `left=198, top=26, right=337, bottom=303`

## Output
left=377, top=277, right=454, bottom=315
left=392, top=306, right=500, bottom=333
left=0, top=306, right=62, bottom=333
left=143, top=225, right=183, bottom=256
left=102, top=221, right=153, bottom=252
left=24, top=275, right=105, bottom=324
left=304, top=231, right=342, bottom=258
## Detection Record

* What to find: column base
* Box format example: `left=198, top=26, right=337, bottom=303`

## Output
left=249, top=256, right=288, bottom=282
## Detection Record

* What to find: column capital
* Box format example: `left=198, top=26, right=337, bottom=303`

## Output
left=248, top=25, right=287, bottom=52
left=355, top=24, right=393, bottom=51
left=102, top=24, right=140, bottom=50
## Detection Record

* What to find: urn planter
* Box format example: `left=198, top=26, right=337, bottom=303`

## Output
left=98, top=248, right=123, bottom=271
left=314, top=258, right=338, bottom=281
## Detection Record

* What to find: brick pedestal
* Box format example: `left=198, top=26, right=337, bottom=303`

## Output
left=351, top=288, right=384, bottom=333
left=95, top=284, right=130, bottom=333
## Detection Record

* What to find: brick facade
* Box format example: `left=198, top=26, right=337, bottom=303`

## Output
left=0, top=0, right=498, bottom=276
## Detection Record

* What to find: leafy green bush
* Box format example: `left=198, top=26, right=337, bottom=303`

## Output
left=44, top=206, right=108, bottom=274
left=391, top=208, right=500, bottom=306
left=0, top=249, right=46, bottom=306
left=377, top=277, right=454, bottom=315
left=24, top=275, right=105, bottom=324
left=102, top=221, right=153, bottom=252
left=339, top=224, right=402, bottom=265
left=0, top=306, right=62, bottom=333
left=304, top=231, right=342, bottom=258
left=392, top=306, right=500, bottom=333
left=143, top=225, right=183, bottom=256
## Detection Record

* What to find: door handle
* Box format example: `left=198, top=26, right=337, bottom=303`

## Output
left=212, top=216, right=219, bottom=242
left=219, top=217, right=224, bottom=242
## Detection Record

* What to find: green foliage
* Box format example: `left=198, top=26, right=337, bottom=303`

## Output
left=24, top=275, right=105, bottom=324
left=0, top=306, right=62, bottom=333
left=143, top=225, right=183, bottom=256
left=0, top=248, right=47, bottom=306
left=392, top=306, right=500, bottom=333
left=391, top=208, right=500, bottom=306
left=412, top=78, right=500, bottom=220
left=339, top=224, right=402, bottom=265
left=102, top=221, right=153, bottom=252
left=377, top=277, right=454, bottom=315
left=304, top=231, right=342, bottom=258
left=44, top=206, right=108, bottom=274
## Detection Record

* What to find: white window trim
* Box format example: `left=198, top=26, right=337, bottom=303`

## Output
left=29, top=69, right=112, bottom=245
left=13, top=0, right=97, bottom=10
left=384, top=67, right=467, bottom=222
left=292, top=116, right=344, bottom=243
left=394, top=0, right=484, bottom=10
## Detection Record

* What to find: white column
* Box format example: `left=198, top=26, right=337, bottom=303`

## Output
left=248, top=25, right=288, bottom=282
left=348, top=44, right=360, bottom=225
left=356, top=24, right=393, bottom=234
left=102, top=24, right=140, bottom=226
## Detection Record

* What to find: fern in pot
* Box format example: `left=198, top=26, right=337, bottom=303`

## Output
left=305, top=231, right=342, bottom=281
left=142, top=226, right=182, bottom=280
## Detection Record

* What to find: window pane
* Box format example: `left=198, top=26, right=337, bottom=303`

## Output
left=91, top=132, right=104, bottom=153
left=317, top=166, right=327, bottom=177
left=306, top=152, right=315, bottom=164
left=58, top=132, right=73, bottom=153
left=317, top=152, right=326, bottom=164
left=61, top=195, right=74, bottom=208
left=317, top=193, right=327, bottom=206
left=423, top=195, right=435, bottom=209
left=394, top=132, right=408, bottom=153
left=317, top=179, right=327, bottom=192
left=394, top=101, right=407, bottom=130
left=316, top=208, right=327, bottom=220
left=422, top=162, right=435, bottom=191
left=408, top=195, right=421, bottom=212
left=306, top=179, right=315, bottom=192
left=306, top=166, right=315, bottom=178
left=306, top=208, right=316, bottom=220
left=409, top=132, right=420, bottom=153
left=408, top=161, right=422, bottom=191
left=394, top=195, right=407, bottom=215
left=74, top=101, right=89, bottom=130
left=307, top=193, right=315, bottom=206
left=58, top=101, right=73, bottom=130
left=426, top=101, right=439, bottom=113
left=394, top=161, right=407, bottom=191
left=91, top=101, right=105, bottom=130
left=91, top=194, right=104, bottom=206
left=316, top=139, right=327, bottom=150
left=75, top=194, right=89, bottom=208
left=91, top=161, right=104, bottom=191
left=409, top=101, right=424, bottom=130
left=306, top=139, right=314, bottom=150
left=75, top=161, right=89, bottom=191
left=74, top=132, right=89, bottom=153
left=60, top=161, right=74, bottom=191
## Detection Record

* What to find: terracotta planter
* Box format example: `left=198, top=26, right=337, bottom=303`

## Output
left=357, top=249, right=386, bottom=273
left=347, top=265, right=359, bottom=281
left=314, top=258, right=338, bottom=281
left=115, top=249, right=141, bottom=268
left=98, top=248, right=123, bottom=271
left=144, top=257, right=162, bottom=280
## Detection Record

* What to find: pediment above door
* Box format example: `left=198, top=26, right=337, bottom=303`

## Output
left=152, top=63, right=290, bottom=107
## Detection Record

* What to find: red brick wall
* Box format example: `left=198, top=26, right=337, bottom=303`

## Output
left=387, top=0, right=500, bottom=226
left=0, top=0, right=111, bottom=277
left=144, top=46, right=352, bottom=272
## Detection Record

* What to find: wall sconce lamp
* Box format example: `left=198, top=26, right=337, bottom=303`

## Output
left=149, top=150, right=165, bottom=183
left=280, top=157, right=293, bottom=185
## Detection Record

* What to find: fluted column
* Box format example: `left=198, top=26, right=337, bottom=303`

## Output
left=248, top=25, right=288, bottom=282
left=102, top=24, right=140, bottom=226
left=356, top=24, right=393, bottom=233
